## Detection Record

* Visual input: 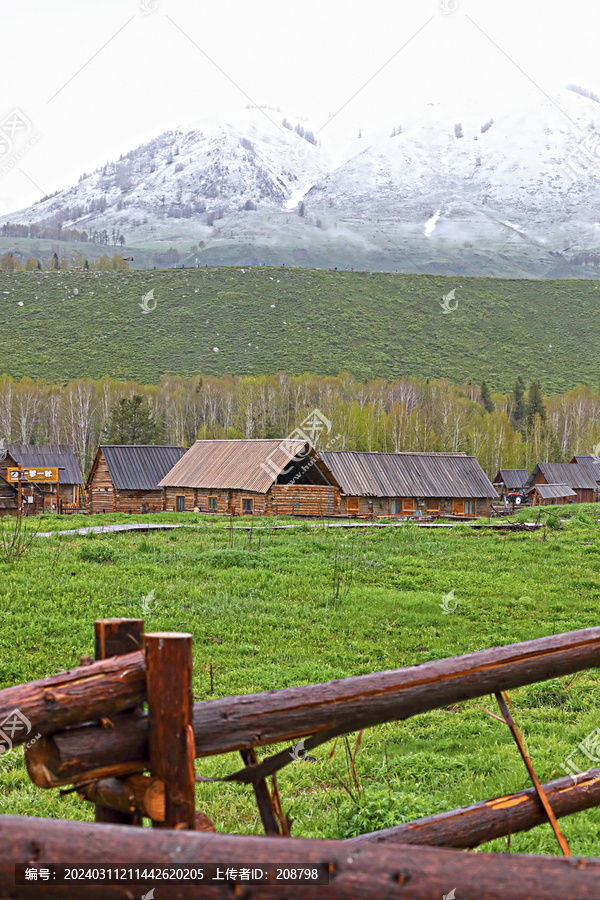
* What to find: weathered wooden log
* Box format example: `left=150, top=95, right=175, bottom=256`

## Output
left=145, top=632, right=195, bottom=829
left=349, top=767, right=600, bottom=848
left=93, top=619, right=144, bottom=826
left=80, top=779, right=216, bottom=831
left=25, top=713, right=147, bottom=788
left=0, top=650, right=145, bottom=750
left=1, top=815, right=599, bottom=900
left=80, top=774, right=166, bottom=821
left=23, top=625, right=600, bottom=787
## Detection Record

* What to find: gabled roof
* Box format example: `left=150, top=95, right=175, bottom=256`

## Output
left=493, top=469, right=528, bottom=490
left=7, top=444, right=83, bottom=485
left=96, top=445, right=186, bottom=491
left=526, top=462, right=598, bottom=491
left=529, top=483, right=577, bottom=500
left=159, top=439, right=318, bottom=493
left=318, top=451, right=498, bottom=499
left=570, top=456, right=600, bottom=483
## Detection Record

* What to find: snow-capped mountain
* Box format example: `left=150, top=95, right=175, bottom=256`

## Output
left=3, top=91, right=600, bottom=276
left=3, top=108, right=332, bottom=240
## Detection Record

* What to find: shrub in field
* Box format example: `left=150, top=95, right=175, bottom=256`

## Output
left=331, top=788, right=438, bottom=839
left=78, top=542, right=116, bottom=563
left=0, top=514, right=38, bottom=563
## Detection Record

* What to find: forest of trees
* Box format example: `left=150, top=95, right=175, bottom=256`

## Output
left=0, top=372, right=598, bottom=480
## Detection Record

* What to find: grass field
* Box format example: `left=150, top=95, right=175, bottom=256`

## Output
left=1, top=505, right=600, bottom=855
left=1, top=266, right=600, bottom=391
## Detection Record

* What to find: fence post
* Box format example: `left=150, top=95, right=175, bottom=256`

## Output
left=145, top=632, right=195, bottom=829
left=94, top=618, right=144, bottom=825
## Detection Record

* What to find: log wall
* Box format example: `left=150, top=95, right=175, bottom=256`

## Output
left=87, top=452, right=115, bottom=514
left=267, top=484, right=340, bottom=516
left=339, top=495, right=494, bottom=518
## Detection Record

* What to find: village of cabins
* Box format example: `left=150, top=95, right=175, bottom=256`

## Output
left=2, top=439, right=600, bottom=519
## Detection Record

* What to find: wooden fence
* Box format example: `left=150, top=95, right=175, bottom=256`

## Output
left=1, top=620, right=600, bottom=898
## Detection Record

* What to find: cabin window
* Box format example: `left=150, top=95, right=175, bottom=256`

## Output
left=347, top=497, right=360, bottom=515
left=390, top=499, right=407, bottom=515
left=465, top=500, right=476, bottom=516
left=208, top=496, right=218, bottom=513
left=175, top=495, right=185, bottom=512
left=241, top=497, right=254, bottom=515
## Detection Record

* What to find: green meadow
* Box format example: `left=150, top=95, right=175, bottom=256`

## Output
left=2, top=266, right=600, bottom=391
left=1, top=506, right=600, bottom=855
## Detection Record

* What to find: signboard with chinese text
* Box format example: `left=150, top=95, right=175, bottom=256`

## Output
left=6, top=467, right=59, bottom=484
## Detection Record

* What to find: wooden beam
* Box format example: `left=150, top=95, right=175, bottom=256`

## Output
left=145, top=632, right=195, bottom=829
left=22, top=625, right=600, bottom=786
left=348, top=767, right=600, bottom=849
left=92, top=619, right=144, bottom=826
left=1, top=815, right=600, bottom=899
left=25, top=713, right=148, bottom=789
left=79, top=775, right=165, bottom=822
left=240, top=748, right=282, bottom=836
left=0, top=650, right=145, bottom=749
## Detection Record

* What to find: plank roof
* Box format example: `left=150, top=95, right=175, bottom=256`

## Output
left=570, top=456, right=600, bottom=483
left=6, top=444, right=83, bottom=485
left=493, top=469, right=529, bottom=490
left=159, top=439, right=313, bottom=493
left=99, top=445, right=186, bottom=491
left=526, top=462, right=598, bottom=491
left=318, top=451, right=498, bottom=499
left=530, top=483, right=577, bottom=500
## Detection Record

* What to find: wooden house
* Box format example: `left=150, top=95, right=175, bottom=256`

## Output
left=0, top=474, right=18, bottom=517
left=3, top=444, right=83, bottom=514
left=318, top=451, right=498, bottom=518
left=159, top=439, right=340, bottom=515
left=492, top=469, right=528, bottom=499
left=528, top=483, right=577, bottom=506
left=570, top=456, right=600, bottom=495
left=525, top=463, right=598, bottom=504
left=87, top=445, right=186, bottom=514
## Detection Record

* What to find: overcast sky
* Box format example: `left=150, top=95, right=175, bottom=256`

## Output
left=1, top=0, right=599, bottom=214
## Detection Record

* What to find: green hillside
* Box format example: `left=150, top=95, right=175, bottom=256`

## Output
left=0, top=266, right=598, bottom=391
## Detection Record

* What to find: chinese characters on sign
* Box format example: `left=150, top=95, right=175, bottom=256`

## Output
left=6, top=467, right=59, bottom=483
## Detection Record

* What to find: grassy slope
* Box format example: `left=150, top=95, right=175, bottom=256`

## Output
left=1, top=506, right=600, bottom=853
left=0, top=267, right=599, bottom=391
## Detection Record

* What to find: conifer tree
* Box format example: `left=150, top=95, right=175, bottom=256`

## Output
left=480, top=379, right=494, bottom=413
left=512, top=376, right=526, bottom=430
left=526, top=381, right=546, bottom=427
left=104, top=395, right=163, bottom=444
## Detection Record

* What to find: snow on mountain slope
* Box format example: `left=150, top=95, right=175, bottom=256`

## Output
left=3, top=90, right=600, bottom=275
left=303, top=91, right=600, bottom=254
left=2, top=108, right=334, bottom=243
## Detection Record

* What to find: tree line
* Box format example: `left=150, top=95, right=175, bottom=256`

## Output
left=0, top=252, right=130, bottom=273
left=0, top=372, right=598, bottom=480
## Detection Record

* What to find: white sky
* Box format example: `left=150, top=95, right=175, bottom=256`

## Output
left=1, top=0, right=599, bottom=214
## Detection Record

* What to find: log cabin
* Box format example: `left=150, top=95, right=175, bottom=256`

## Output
left=86, top=445, right=186, bottom=514
left=318, top=451, right=498, bottom=519
left=525, top=463, right=598, bottom=504
left=0, top=474, right=18, bottom=517
left=570, top=456, right=600, bottom=495
left=3, top=444, right=83, bottom=514
left=492, top=469, right=529, bottom=499
left=159, top=439, right=340, bottom=515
